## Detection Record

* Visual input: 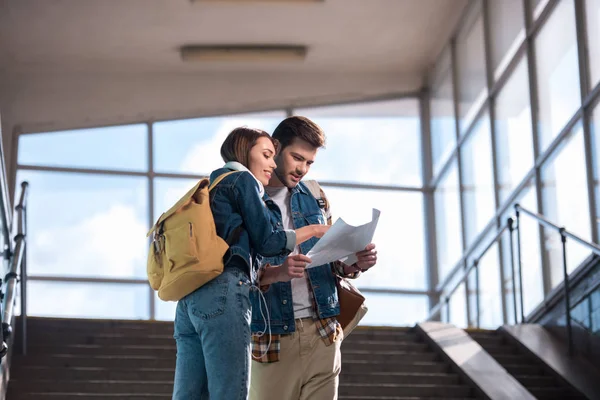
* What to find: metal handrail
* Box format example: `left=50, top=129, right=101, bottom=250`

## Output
left=514, top=203, right=600, bottom=356
left=1, top=181, right=29, bottom=357
left=426, top=219, right=511, bottom=322
left=515, top=205, right=600, bottom=257
left=428, top=202, right=600, bottom=358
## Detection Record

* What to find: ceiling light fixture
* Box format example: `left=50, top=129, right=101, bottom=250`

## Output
left=192, top=0, right=322, bottom=3
left=180, top=45, right=307, bottom=63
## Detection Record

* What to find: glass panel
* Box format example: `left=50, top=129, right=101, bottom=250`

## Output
left=294, top=100, right=422, bottom=187
left=17, top=170, right=149, bottom=279
left=359, top=294, right=428, bottom=326
left=449, top=282, right=468, bottom=328
left=478, top=243, right=503, bottom=328
left=28, top=281, right=149, bottom=319
left=456, top=3, right=487, bottom=134
left=541, top=122, right=592, bottom=288
left=500, top=181, right=541, bottom=323
left=435, top=160, right=463, bottom=281
left=586, top=0, right=600, bottom=89
left=153, top=111, right=286, bottom=175
left=18, top=124, right=148, bottom=171
left=488, top=0, right=526, bottom=80
left=430, top=48, right=457, bottom=175
left=592, top=103, right=600, bottom=239
left=494, top=57, right=534, bottom=204
left=534, top=0, right=581, bottom=152
left=155, top=292, right=177, bottom=321
left=323, top=187, right=426, bottom=290
left=531, top=0, right=551, bottom=21
left=153, top=177, right=199, bottom=222
left=461, top=114, right=495, bottom=246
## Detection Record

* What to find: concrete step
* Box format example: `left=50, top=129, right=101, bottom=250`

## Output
left=8, top=380, right=173, bottom=394
left=503, top=363, right=545, bottom=375
left=340, top=372, right=460, bottom=385
left=10, top=366, right=176, bottom=381
left=528, top=386, right=588, bottom=399
left=12, top=354, right=176, bottom=369
left=342, top=360, right=450, bottom=374
left=341, top=340, right=429, bottom=352
left=15, top=333, right=175, bottom=347
left=7, top=392, right=170, bottom=400
left=24, top=344, right=177, bottom=357
left=342, top=350, right=438, bottom=363
left=338, top=383, right=473, bottom=398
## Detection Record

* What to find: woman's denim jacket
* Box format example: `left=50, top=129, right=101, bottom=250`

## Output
left=209, top=167, right=295, bottom=279
left=250, top=182, right=340, bottom=335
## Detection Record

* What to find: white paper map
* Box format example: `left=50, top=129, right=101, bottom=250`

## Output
left=306, top=208, right=381, bottom=268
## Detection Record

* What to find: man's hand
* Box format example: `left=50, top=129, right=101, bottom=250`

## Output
left=278, top=254, right=312, bottom=282
left=355, top=243, right=377, bottom=272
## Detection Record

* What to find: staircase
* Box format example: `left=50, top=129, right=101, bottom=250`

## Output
left=468, top=329, right=587, bottom=400
left=7, top=317, right=478, bottom=399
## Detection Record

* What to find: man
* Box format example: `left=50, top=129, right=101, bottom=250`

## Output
left=249, top=116, right=378, bottom=400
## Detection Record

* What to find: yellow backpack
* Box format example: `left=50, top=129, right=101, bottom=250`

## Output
left=146, top=171, right=238, bottom=301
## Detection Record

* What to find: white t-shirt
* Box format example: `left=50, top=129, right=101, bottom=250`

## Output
left=265, top=186, right=312, bottom=319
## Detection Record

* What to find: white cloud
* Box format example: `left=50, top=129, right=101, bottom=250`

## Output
left=30, top=204, right=147, bottom=278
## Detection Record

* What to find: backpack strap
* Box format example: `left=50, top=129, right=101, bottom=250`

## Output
left=147, top=171, right=240, bottom=238
left=208, top=170, right=239, bottom=191
left=302, top=180, right=332, bottom=225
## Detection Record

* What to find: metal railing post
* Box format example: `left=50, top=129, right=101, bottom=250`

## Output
left=515, top=204, right=525, bottom=323
left=474, top=259, right=480, bottom=329
left=507, top=217, right=519, bottom=325
left=560, top=228, right=573, bottom=357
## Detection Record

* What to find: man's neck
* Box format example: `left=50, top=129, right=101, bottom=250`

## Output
left=268, top=172, right=286, bottom=188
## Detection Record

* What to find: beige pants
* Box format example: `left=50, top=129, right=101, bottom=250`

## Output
left=249, top=318, right=343, bottom=400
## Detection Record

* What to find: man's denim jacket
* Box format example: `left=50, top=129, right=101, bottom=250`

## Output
left=209, top=167, right=294, bottom=279
left=250, top=181, right=340, bottom=335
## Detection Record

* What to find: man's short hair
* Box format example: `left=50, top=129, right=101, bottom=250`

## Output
left=272, top=116, right=326, bottom=150
left=220, top=127, right=279, bottom=167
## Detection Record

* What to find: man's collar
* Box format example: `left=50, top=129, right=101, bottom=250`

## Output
left=265, top=181, right=308, bottom=196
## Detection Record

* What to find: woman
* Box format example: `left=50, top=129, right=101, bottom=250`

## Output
left=172, top=127, right=327, bottom=400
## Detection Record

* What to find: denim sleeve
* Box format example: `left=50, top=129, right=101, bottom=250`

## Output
left=233, top=172, right=294, bottom=257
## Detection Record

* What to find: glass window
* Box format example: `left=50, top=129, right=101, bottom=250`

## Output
left=488, top=0, right=526, bottom=80
left=461, top=114, right=495, bottom=246
left=531, top=0, right=551, bottom=21
left=456, top=3, right=487, bottom=134
left=499, top=181, right=542, bottom=322
left=534, top=0, right=581, bottom=152
left=155, top=292, right=177, bottom=321
left=448, top=282, right=468, bottom=328
left=28, top=281, right=149, bottom=319
left=359, top=294, right=428, bottom=326
left=153, top=111, right=286, bottom=175
left=586, top=0, right=600, bottom=89
left=294, top=99, right=422, bottom=187
left=541, top=122, right=592, bottom=288
left=477, top=243, right=503, bottom=328
left=495, top=57, right=534, bottom=203
left=592, top=103, right=600, bottom=239
left=18, top=124, right=148, bottom=172
left=323, top=187, right=426, bottom=290
left=153, top=177, right=199, bottom=222
left=17, top=170, right=149, bottom=279
left=435, top=160, right=463, bottom=281
left=430, top=48, right=457, bottom=175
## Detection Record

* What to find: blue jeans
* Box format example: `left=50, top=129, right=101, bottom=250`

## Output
left=172, top=268, right=252, bottom=400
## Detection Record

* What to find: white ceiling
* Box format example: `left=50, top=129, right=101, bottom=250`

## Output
left=0, top=0, right=468, bottom=139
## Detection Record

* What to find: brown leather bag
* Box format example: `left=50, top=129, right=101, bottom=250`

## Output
left=336, top=276, right=368, bottom=336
